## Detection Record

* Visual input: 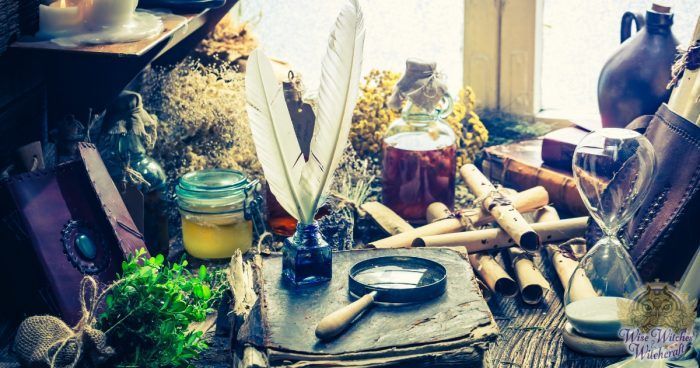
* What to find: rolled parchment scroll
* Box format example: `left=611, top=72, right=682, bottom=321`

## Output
left=546, top=238, right=597, bottom=302
left=428, top=202, right=508, bottom=299
left=426, top=202, right=453, bottom=224
left=460, top=164, right=540, bottom=251
left=469, top=253, right=518, bottom=298
left=413, top=217, right=588, bottom=252
left=507, top=206, right=558, bottom=305
left=369, top=186, right=549, bottom=249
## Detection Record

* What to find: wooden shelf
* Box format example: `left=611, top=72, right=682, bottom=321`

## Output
left=11, top=12, right=205, bottom=58
left=7, top=0, right=237, bottom=121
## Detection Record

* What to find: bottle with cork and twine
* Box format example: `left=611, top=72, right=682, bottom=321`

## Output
left=381, top=59, right=457, bottom=223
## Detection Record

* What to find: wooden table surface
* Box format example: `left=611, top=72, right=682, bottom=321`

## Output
left=482, top=250, right=622, bottom=368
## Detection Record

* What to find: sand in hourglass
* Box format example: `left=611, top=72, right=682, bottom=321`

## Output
left=382, top=132, right=456, bottom=223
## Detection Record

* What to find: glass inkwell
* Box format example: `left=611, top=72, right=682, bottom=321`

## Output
left=382, top=60, right=457, bottom=223
left=564, top=128, right=655, bottom=341
left=282, top=220, right=332, bottom=286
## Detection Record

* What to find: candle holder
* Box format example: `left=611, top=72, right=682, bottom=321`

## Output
left=83, top=0, right=138, bottom=31
left=38, top=0, right=83, bottom=37
left=37, top=0, right=163, bottom=45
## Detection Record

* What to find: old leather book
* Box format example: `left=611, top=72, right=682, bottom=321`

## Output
left=0, top=143, right=147, bottom=324
left=541, top=126, right=589, bottom=170
left=237, top=248, right=498, bottom=367
left=482, top=139, right=587, bottom=216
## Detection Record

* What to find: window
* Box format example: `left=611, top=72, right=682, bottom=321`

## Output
left=541, top=0, right=699, bottom=121
left=238, top=0, right=465, bottom=94
left=236, top=0, right=698, bottom=121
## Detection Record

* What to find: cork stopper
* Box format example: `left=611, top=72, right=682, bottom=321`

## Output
left=651, top=2, right=671, bottom=14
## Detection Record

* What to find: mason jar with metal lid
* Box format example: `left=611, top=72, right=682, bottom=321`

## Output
left=175, top=169, right=263, bottom=259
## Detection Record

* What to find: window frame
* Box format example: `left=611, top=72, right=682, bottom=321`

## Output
left=464, top=0, right=584, bottom=127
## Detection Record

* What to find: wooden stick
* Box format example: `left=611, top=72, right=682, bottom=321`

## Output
left=315, top=291, right=378, bottom=340
left=414, top=217, right=588, bottom=252
left=460, top=164, right=540, bottom=251
left=507, top=206, right=557, bottom=305
left=469, top=253, right=518, bottom=297
left=361, top=201, right=414, bottom=235
left=369, top=186, right=549, bottom=249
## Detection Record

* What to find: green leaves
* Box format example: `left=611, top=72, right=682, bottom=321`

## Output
left=97, top=252, right=226, bottom=367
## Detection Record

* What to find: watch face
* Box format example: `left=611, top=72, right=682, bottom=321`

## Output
left=61, top=220, right=111, bottom=275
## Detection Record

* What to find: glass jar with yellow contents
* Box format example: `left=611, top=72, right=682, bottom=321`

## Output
left=176, top=169, right=263, bottom=259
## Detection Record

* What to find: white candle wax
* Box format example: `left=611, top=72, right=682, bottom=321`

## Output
left=39, top=1, right=82, bottom=36
left=84, top=0, right=139, bottom=30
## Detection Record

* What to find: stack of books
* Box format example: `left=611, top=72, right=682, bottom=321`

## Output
left=481, top=132, right=588, bottom=216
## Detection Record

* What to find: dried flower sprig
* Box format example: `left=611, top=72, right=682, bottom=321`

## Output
left=330, top=145, right=378, bottom=206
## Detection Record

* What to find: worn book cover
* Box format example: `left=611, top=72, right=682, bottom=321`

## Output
left=481, top=139, right=587, bottom=216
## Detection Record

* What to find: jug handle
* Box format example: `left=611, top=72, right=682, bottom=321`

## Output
left=620, top=11, right=645, bottom=43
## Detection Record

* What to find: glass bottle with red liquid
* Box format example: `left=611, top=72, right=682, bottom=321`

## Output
left=382, top=95, right=456, bottom=223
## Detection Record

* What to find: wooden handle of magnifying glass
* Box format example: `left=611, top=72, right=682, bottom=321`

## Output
left=315, top=291, right=377, bottom=340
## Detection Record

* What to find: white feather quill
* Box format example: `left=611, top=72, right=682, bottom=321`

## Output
left=245, top=0, right=365, bottom=226
left=245, top=49, right=310, bottom=223
left=301, top=0, right=366, bottom=214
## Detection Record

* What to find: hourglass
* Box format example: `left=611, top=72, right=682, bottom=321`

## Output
left=565, top=128, right=655, bottom=340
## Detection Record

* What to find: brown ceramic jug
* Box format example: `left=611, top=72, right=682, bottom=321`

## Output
left=597, top=4, right=679, bottom=128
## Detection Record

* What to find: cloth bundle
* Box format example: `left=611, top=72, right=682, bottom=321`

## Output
left=388, top=59, right=448, bottom=112
left=12, top=277, right=115, bottom=368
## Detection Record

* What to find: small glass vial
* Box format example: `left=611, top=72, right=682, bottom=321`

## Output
left=176, top=169, right=262, bottom=259
left=282, top=221, right=332, bottom=286
left=382, top=95, right=457, bottom=223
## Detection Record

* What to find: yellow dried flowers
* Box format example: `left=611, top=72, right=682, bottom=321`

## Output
left=447, top=87, right=489, bottom=167
left=350, top=69, right=488, bottom=166
left=350, top=70, right=401, bottom=160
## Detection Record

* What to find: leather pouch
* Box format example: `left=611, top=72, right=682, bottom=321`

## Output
left=621, top=104, right=699, bottom=281
left=0, top=142, right=147, bottom=324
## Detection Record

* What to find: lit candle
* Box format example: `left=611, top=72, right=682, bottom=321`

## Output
left=39, top=0, right=83, bottom=37
left=84, top=0, right=139, bottom=31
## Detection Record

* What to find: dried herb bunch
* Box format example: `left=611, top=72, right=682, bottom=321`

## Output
left=97, top=251, right=226, bottom=367
left=140, top=59, right=261, bottom=180
left=331, top=145, right=378, bottom=206
left=350, top=69, right=488, bottom=166
left=195, top=15, right=258, bottom=65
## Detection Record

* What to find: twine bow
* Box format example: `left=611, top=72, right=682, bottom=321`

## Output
left=557, top=237, right=587, bottom=261
left=38, top=276, right=119, bottom=368
left=452, top=186, right=511, bottom=229
left=668, top=40, right=700, bottom=89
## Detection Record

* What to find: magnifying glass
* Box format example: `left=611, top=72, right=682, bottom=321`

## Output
left=315, top=256, right=447, bottom=340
